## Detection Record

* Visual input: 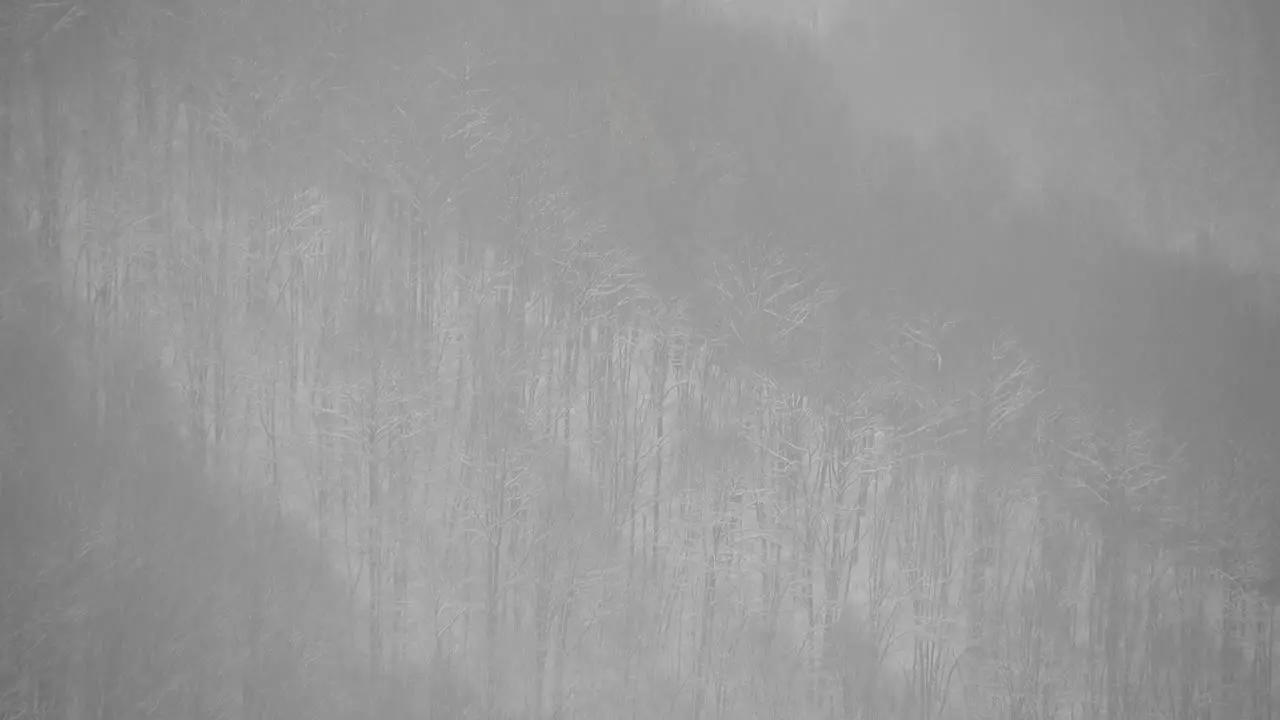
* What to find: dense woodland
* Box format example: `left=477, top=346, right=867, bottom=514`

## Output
left=2, top=1, right=1280, bottom=719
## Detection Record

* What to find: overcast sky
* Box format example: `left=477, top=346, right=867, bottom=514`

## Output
left=713, top=0, right=1101, bottom=208
left=709, top=0, right=1280, bottom=267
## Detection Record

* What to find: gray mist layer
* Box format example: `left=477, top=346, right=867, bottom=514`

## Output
left=1, top=1, right=1278, bottom=719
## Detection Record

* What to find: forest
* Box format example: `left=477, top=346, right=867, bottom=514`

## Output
left=1, top=0, right=1279, bottom=719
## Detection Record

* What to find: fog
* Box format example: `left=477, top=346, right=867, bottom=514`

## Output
left=2, top=1, right=1279, bottom=719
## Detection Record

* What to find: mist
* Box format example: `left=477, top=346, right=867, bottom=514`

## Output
left=2, top=1, right=1279, bottom=719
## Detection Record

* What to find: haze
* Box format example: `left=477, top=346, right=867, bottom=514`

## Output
left=2, top=1, right=1279, bottom=719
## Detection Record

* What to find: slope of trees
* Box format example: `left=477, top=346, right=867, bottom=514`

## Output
left=3, top=0, right=1280, bottom=719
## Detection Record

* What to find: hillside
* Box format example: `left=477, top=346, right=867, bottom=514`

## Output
left=0, top=288, right=485, bottom=719
left=3, top=1, right=1280, bottom=719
